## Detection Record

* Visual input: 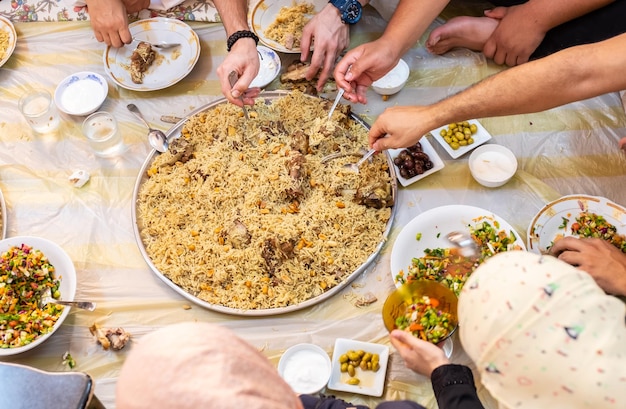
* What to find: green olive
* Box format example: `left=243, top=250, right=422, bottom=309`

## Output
left=348, top=364, right=356, bottom=377
left=439, top=129, right=446, bottom=137
left=346, top=377, right=360, bottom=385
left=339, top=354, right=349, bottom=364
left=469, top=124, right=477, bottom=133
left=450, top=142, right=460, bottom=150
left=341, top=362, right=348, bottom=372
left=467, top=137, right=475, bottom=145
left=459, top=140, right=468, bottom=146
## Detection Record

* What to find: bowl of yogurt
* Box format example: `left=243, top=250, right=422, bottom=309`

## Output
left=371, top=58, right=409, bottom=96
left=468, top=144, right=518, bottom=188
left=249, top=45, right=281, bottom=89
left=54, top=71, right=108, bottom=116
left=277, top=343, right=332, bottom=395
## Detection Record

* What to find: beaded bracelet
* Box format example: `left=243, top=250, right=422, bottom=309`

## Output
left=226, top=30, right=259, bottom=52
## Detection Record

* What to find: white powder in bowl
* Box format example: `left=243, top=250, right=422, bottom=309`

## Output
left=372, top=59, right=409, bottom=89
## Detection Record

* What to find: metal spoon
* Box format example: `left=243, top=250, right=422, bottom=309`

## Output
left=40, top=287, right=96, bottom=312
left=344, top=148, right=376, bottom=173
left=446, top=231, right=479, bottom=258
left=127, top=104, right=169, bottom=153
left=228, top=70, right=249, bottom=120
left=132, top=38, right=181, bottom=49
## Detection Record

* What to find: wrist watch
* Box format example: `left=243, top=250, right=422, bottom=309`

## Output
left=329, top=0, right=363, bottom=24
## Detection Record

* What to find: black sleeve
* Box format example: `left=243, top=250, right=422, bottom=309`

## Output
left=431, top=364, right=485, bottom=409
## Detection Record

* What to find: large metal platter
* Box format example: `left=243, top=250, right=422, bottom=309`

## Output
left=132, top=91, right=398, bottom=316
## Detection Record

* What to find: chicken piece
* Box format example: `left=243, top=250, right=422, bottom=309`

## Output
left=261, top=237, right=296, bottom=275
left=223, top=219, right=251, bottom=249
left=90, top=323, right=131, bottom=351
left=290, top=130, right=309, bottom=155
left=285, top=152, right=305, bottom=201
left=130, top=41, right=156, bottom=84
left=161, top=137, right=194, bottom=166
left=284, top=33, right=295, bottom=50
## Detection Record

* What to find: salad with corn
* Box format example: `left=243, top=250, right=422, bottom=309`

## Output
left=0, top=243, right=64, bottom=349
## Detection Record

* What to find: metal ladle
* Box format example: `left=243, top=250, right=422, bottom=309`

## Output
left=127, top=103, right=169, bottom=152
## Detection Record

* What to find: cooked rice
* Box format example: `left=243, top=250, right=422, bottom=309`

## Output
left=137, top=91, right=394, bottom=311
left=264, top=2, right=314, bottom=50
left=0, top=29, right=9, bottom=61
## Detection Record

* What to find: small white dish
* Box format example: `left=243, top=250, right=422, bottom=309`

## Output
left=0, top=236, right=77, bottom=356
left=371, top=59, right=409, bottom=96
left=278, top=343, right=332, bottom=395
left=431, top=119, right=492, bottom=159
left=327, top=338, right=389, bottom=397
left=468, top=144, right=517, bottom=188
left=249, top=45, right=281, bottom=89
left=388, top=137, right=445, bottom=187
left=54, top=72, right=108, bottom=116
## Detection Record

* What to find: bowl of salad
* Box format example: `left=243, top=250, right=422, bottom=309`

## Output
left=0, top=236, right=76, bottom=356
left=382, top=280, right=458, bottom=344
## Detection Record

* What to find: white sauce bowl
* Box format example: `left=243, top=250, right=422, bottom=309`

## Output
left=277, top=343, right=332, bottom=395
left=468, top=144, right=518, bottom=188
left=371, top=58, right=409, bottom=96
left=54, top=71, right=108, bottom=116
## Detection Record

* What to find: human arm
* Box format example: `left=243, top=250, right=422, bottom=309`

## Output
left=369, top=33, right=626, bottom=150
left=300, top=3, right=354, bottom=92
left=335, top=0, right=449, bottom=104
left=483, top=0, right=615, bottom=66
left=214, top=0, right=261, bottom=107
left=390, top=330, right=485, bottom=409
left=549, top=237, right=626, bottom=296
left=86, top=0, right=149, bottom=48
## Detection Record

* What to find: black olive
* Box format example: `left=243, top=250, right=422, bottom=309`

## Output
left=424, top=160, right=434, bottom=170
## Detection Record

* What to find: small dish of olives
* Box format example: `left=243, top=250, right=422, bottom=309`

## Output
left=327, top=338, right=389, bottom=397
left=430, top=119, right=492, bottom=159
left=388, top=137, right=445, bottom=187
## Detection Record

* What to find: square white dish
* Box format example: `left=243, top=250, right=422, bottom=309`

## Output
left=388, top=137, right=445, bottom=187
left=327, top=338, right=389, bottom=397
left=430, top=119, right=492, bottom=159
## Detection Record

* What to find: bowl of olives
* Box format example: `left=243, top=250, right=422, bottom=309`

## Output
left=388, top=138, right=445, bottom=186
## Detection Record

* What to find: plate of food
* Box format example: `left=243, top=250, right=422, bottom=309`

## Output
left=103, top=17, right=200, bottom=91
left=249, top=0, right=327, bottom=53
left=0, top=16, right=17, bottom=68
left=327, top=338, right=389, bottom=397
left=430, top=120, right=492, bottom=159
left=132, top=90, right=398, bottom=316
left=0, top=236, right=77, bottom=356
left=527, top=194, right=626, bottom=254
left=390, top=205, right=526, bottom=296
left=388, top=137, right=445, bottom=187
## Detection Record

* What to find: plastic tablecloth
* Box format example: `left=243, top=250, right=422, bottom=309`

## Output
left=1, top=6, right=625, bottom=409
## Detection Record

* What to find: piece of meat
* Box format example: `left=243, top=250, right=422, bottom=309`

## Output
left=284, top=33, right=295, bottom=50
left=355, top=181, right=394, bottom=209
left=89, top=323, right=131, bottom=351
left=290, top=130, right=309, bottom=155
left=130, top=41, right=156, bottom=84
left=160, top=137, right=194, bottom=166
left=224, top=219, right=251, bottom=249
left=285, top=152, right=305, bottom=201
left=261, top=237, right=296, bottom=275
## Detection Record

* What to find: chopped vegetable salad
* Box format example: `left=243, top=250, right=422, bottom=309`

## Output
left=394, top=295, right=455, bottom=343
left=0, top=244, right=63, bottom=348
left=553, top=212, right=626, bottom=252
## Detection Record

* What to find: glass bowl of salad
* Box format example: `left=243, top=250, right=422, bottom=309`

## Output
left=382, top=280, right=458, bottom=345
left=0, top=236, right=76, bottom=356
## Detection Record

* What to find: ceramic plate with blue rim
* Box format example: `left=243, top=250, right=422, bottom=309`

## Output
left=250, top=45, right=281, bottom=88
left=0, top=16, right=17, bottom=68
left=54, top=71, right=109, bottom=116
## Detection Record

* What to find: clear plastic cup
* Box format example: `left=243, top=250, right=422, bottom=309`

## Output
left=18, top=89, right=61, bottom=134
left=81, top=111, right=127, bottom=157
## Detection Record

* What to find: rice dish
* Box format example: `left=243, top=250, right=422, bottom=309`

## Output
left=264, top=2, right=314, bottom=50
left=136, top=91, right=394, bottom=311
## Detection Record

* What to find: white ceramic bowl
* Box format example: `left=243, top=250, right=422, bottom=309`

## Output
left=278, top=343, right=332, bottom=395
left=0, top=236, right=77, bottom=356
left=371, top=59, right=409, bottom=96
left=249, top=45, right=282, bottom=89
left=54, top=71, right=108, bottom=116
left=468, top=144, right=518, bottom=188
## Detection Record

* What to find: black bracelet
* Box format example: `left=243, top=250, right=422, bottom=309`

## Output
left=226, top=30, right=259, bottom=52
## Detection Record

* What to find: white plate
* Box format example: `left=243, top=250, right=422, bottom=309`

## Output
left=430, top=119, right=492, bottom=159
left=327, top=338, right=389, bottom=397
left=390, top=205, right=526, bottom=286
left=103, top=18, right=200, bottom=91
left=249, top=45, right=281, bottom=88
left=0, top=16, right=17, bottom=68
left=388, top=137, right=445, bottom=187
left=0, top=236, right=77, bottom=356
left=249, top=0, right=326, bottom=53
left=527, top=194, right=626, bottom=253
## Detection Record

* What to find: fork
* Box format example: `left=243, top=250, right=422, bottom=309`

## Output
left=40, top=287, right=96, bottom=311
left=132, top=38, right=181, bottom=49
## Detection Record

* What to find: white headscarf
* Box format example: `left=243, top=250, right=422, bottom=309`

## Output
left=459, top=250, right=626, bottom=408
left=116, top=322, right=304, bottom=409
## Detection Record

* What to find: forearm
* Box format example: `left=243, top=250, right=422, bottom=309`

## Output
left=431, top=365, right=485, bottom=409
left=380, top=0, right=449, bottom=58
left=429, top=33, right=626, bottom=125
left=520, top=0, right=615, bottom=32
left=213, top=0, right=249, bottom=36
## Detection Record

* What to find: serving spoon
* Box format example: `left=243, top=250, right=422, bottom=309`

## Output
left=132, top=38, right=181, bottom=49
left=344, top=149, right=376, bottom=173
left=40, top=287, right=96, bottom=312
left=446, top=231, right=479, bottom=258
left=127, top=103, right=169, bottom=152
